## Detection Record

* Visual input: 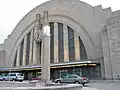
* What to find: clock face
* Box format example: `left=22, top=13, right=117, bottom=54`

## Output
left=34, top=29, right=43, bottom=42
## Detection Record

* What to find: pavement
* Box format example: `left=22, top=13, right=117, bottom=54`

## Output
left=90, top=80, right=120, bottom=83
left=82, top=87, right=99, bottom=90
left=0, top=80, right=120, bottom=90
left=84, top=80, right=120, bottom=90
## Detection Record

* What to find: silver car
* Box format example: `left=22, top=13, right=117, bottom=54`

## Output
left=3, top=73, right=24, bottom=82
left=54, top=74, right=89, bottom=86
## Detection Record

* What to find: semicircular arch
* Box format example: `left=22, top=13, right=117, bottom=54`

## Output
left=48, top=15, right=96, bottom=59
left=10, top=15, right=97, bottom=66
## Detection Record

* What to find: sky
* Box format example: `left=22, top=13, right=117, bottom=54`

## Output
left=0, top=0, right=120, bottom=43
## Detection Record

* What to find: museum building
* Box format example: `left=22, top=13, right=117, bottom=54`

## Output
left=0, top=0, right=120, bottom=80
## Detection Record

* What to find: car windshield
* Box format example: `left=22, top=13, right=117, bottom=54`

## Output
left=63, top=76, right=69, bottom=78
left=63, top=74, right=80, bottom=78
left=17, top=73, right=23, bottom=76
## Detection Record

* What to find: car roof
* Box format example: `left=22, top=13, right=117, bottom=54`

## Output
left=9, top=73, right=21, bottom=74
left=66, top=74, right=78, bottom=76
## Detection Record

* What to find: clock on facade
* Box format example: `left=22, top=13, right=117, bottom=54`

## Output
left=34, top=29, right=43, bottom=42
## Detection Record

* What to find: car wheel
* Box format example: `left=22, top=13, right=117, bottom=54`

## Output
left=74, top=81, right=80, bottom=84
left=20, top=80, right=23, bottom=82
left=82, top=83, right=85, bottom=86
left=12, top=79, right=15, bottom=81
left=56, top=80, right=61, bottom=84
left=3, top=78, right=5, bottom=81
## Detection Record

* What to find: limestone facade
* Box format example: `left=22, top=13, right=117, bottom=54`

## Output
left=0, top=0, right=120, bottom=79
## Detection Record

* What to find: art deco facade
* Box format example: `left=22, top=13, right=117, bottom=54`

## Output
left=0, top=0, right=120, bottom=80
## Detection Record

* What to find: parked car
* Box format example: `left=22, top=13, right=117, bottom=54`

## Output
left=29, top=76, right=41, bottom=82
left=3, top=74, right=9, bottom=81
left=54, top=74, right=89, bottom=86
left=3, top=73, right=24, bottom=82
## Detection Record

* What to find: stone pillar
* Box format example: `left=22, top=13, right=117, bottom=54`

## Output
left=33, top=29, right=38, bottom=64
left=32, top=14, right=41, bottom=65
left=101, top=27, right=113, bottom=79
left=74, top=32, right=80, bottom=61
left=41, top=34, right=50, bottom=82
left=33, top=34, right=41, bottom=64
left=41, top=11, right=50, bottom=82
left=16, top=45, right=21, bottom=66
left=22, top=36, right=27, bottom=66
left=29, top=29, right=34, bottom=65
left=63, top=25, right=69, bottom=62
left=54, top=22, right=59, bottom=63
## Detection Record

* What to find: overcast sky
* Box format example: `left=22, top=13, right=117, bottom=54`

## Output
left=0, top=0, right=119, bottom=43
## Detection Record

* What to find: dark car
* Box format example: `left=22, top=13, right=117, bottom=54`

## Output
left=29, top=76, right=41, bottom=82
left=54, top=74, right=89, bottom=86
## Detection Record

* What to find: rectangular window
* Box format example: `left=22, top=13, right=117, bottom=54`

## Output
left=39, top=41, right=42, bottom=64
left=26, top=32, right=31, bottom=65
left=68, top=26, right=75, bottom=61
left=13, top=52, right=17, bottom=67
left=58, top=23, right=64, bottom=62
left=79, top=37, right=87, bottom=60
left=67, top=69, right=73, bottom=74
left=50, top=22, right=54, bottom=63
left=20, top=40, right=24, bottom=66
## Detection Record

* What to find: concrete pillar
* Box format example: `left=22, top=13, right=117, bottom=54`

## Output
left=16, top=45, right=21, bottom=66
left=41, top=34, right=50, bottom=82
left=29, top=29, right=34, bottom=65
left=22, top=36, right=27, bottom=66
left=32, top=14, right=41, bottom=65
left=74, top=32, right=80, bottom=61
left=41, top=10, right=50, bottom=82
left=33, top=28, right=38, bottom=65
left=63, top=25, right=69, bottom=62
left=33, top=37, right=40, bottom=64
left=101, top=28, right=113, bottom=79
left=54, top=22, right=59, bottom=63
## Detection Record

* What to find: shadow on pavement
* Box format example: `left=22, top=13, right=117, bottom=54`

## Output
left=83, top=84, right=90, bottom=87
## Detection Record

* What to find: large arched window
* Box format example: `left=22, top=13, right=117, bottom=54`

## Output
left=13, top=22, right=87, bottom=66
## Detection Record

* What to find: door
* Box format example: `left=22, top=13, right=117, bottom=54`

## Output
left=68, top=75, right=77, bottom=83
left=61, top=75, right=70, bottom=83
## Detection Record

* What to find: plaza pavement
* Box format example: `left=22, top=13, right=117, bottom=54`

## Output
left=0, top=80, right=120, bottom=90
